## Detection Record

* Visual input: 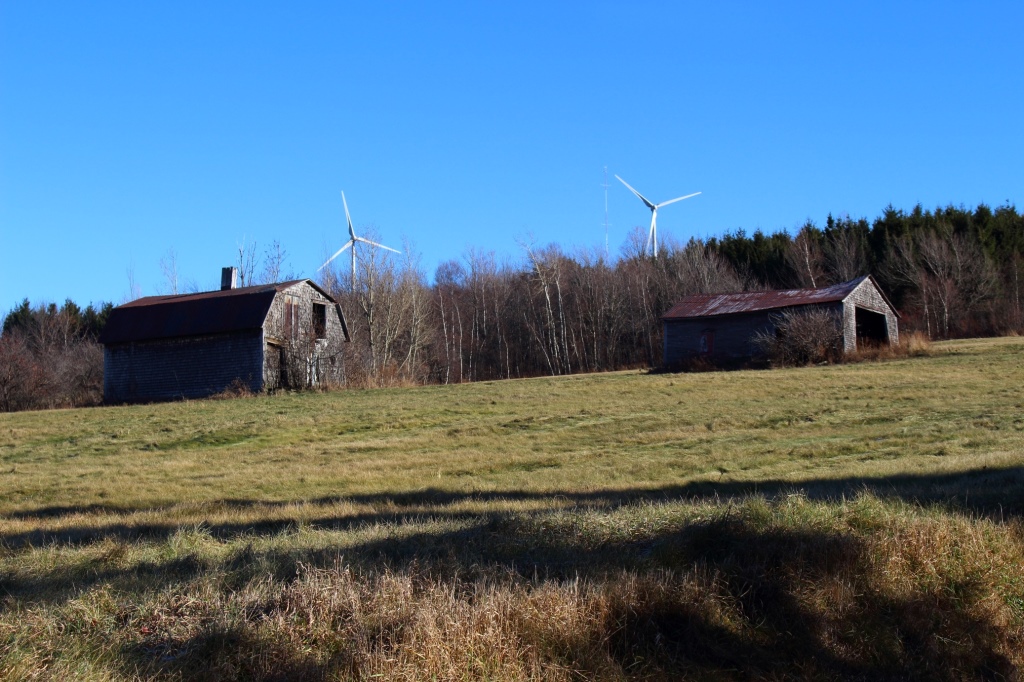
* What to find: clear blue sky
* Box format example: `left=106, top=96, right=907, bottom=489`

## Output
left=2, top=2, right=1022, bottom=310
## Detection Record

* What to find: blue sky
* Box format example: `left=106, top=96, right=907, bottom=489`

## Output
left=2, top=2, right=1022, bottom=309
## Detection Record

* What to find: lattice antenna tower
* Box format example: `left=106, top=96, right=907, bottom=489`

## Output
left=602, top=166, right=611, bottom=258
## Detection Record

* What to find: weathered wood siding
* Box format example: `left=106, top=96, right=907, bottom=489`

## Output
left=103, top=331, right=263, bottom=403
left=663, top=302, right=845, bottom=366
left=263, top=282, right=343, bottom=343
left=840, top=279, right=899, bottom=351
left=664, top=311, right=774, bottom=365
left=262, top=282, right=347, bottom=389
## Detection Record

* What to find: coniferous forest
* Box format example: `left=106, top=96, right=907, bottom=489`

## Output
left=2, top=202, right=1022, bottom=410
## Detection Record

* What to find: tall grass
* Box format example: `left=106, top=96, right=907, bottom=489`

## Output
left=1, top=337, right=1023, bottom=679
left=2, top=496, right=1021, bottom=680
left=847, top=330, right=933, bottom=363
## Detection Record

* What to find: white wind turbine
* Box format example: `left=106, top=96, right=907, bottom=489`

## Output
left=615, top=175, right=700, bottom=257
left=318, top=191, right=400, bottom=290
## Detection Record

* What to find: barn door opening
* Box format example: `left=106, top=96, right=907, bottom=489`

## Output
left=855, top=307, right=889, bottom=348
left=265, top=343, right=282, bottom=390
left=279, top=346, right=290, bottom=388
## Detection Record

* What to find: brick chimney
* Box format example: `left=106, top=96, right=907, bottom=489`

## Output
left=221, top=267, right=238, bottom=290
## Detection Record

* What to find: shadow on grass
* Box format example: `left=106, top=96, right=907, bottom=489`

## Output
left=4, top=464, right=1023, bottom=552
left=124, top=627, right=350, bottom=682
left=99, top=517, right=1015, bottom=681
left=3, top=483, right=1020, bottom=680
left=595, top=520, right=1016, bottom=680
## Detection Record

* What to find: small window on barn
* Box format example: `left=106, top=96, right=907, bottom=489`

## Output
left=312, top=303, right=327, bottom=340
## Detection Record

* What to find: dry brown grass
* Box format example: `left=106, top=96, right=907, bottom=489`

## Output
left=209, top=378, right=257, bottom=400
left=1, top=337, right=1023, bottom=679
left=845, top=330, right=933, bottom=363
left=2, top=496, right=1021, bottom=680
left=901, top=330, right=934, bottom=355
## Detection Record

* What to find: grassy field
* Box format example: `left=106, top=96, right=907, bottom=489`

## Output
left=1, top=337, right=1023, bottom=680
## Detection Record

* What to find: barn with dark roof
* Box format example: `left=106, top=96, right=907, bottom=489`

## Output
left=661, top=275, right=898, bottom=367
left=99, top=269, right=350, bottom=403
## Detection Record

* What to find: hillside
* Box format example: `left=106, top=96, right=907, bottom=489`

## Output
left=1, top=337, right=1023, bottom=679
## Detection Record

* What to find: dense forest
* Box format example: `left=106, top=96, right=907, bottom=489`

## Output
left=2, top=202, right=1022, bottom=410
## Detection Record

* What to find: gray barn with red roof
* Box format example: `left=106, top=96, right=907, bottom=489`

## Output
left=661, top=275, right=898, bottom=367
left=99, top=270, right=349, bottom=403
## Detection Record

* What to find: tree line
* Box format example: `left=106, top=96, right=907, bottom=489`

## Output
left=325, top=202, right=1023, bottom=387
left=2, top=201, right=1022, bottom=408
left=0, top=300, right=112, bottom=411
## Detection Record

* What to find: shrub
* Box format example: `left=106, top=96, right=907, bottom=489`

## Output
left=752, top=307, right=843, bottom=366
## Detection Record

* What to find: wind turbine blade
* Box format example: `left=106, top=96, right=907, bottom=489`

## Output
left=358, top=236, right=401, bottom=251
left=317, top=240, right=353, bottom=271
left=341, top=191, right=356, bottom=239
left=614, top=175, right=656, bottom=210
left=356, top=237, right=401, bottom=254
left=656, top=191, right=702, bottom=209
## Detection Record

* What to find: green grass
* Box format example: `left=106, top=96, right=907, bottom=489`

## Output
left=1, top=337, right=1023, bottom=680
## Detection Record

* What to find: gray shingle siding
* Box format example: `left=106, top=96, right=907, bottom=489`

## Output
left=103, top=331, right=264, bottom=403
left=841, top=278, right=899, bottom=351
left=262, top=282, right=347, bottom=390
left=263, top=282, right=346, bottom=345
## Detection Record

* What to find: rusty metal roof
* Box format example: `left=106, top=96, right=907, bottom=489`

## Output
left=662, top=276, right=873, bottom=320
left=99, top=280, right=329, bottom=344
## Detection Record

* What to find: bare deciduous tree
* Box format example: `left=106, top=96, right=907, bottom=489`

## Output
left=785, top=222, right=825, bottom=288
left=125, top=263, right=142, bottom=302
left=667, top=238, right=745, bottom=295
left=823, top=223, right=868, bottom=283
left=0, top=334, right=38, bottom=412
left=259, top=240, right=291, bottom=285
left=159, top=248, right=180, bottom=294
left=236, top=238, right=258, bottom=287
left=915, top=225, right=997, bottom=337
left=0, top=302, right=104, bottom=411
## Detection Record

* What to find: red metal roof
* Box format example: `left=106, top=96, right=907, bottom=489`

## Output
left=99, top=280, right=328, bottom=344
left=662, top=276, right=871, bottom=320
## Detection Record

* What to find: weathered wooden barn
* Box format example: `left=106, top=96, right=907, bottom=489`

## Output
left=99, top=269, right=350, bottom=403
left=661, top=275, right=898, bottom=366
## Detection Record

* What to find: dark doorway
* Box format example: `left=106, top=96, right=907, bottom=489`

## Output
left=313, top=303, right=327, bottom=339
left=855, top=307, right=889, bottom=348
left=279, top=346, right=289, bottom=388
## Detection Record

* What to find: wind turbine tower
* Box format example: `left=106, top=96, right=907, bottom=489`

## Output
left=615, top=175, right=700, bottom=257
left=318, top=191, right=400, bottom=290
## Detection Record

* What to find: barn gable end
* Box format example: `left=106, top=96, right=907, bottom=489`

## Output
left=261, top=281, right=349, bottom=391
left=840, top=276, right=899, bottom=352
